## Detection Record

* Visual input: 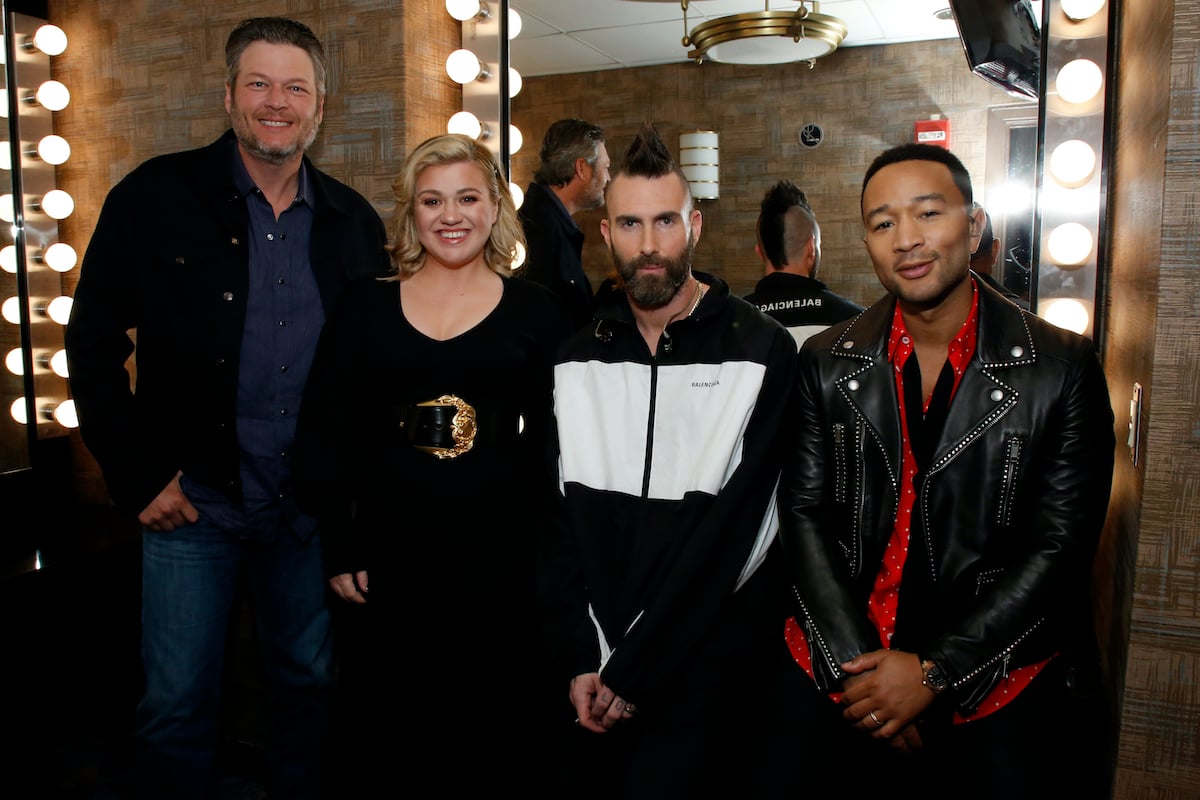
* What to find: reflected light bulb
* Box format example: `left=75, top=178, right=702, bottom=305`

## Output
left=0, top=194, right=14, bottom=224
left=1041, top=298, right=1090, bottom=335
left=509, top=125, right=523, bottom=155
left=41, top=189, right=74, bottom=219
left=5, top=348, right=24, bottom=375
left=1061, top=0, right=1106, bottom=21
left=446, top=0, right=483, bottom=21
left=53, top=399, right=78, bottom=428
left=1056, top=59, right=1103, bottom=105
left=37, top=134, right=70, bottom=165
left=1047, top=223, right=1094, bottom=265
left=509, top=182, right=524, bottom=210
left=447, top=111, right=483, bottom=140
left=512, top=241, right=526, bottom=269
left=446, top=49, right=485, bottom=84
left=46, top=295, right=73, bottom=325
left=0, top=144, right=9, bottom=171
left=32, top=24, right=68, bottom=56
left=508, top=68, right=523, bottom=98
left=44, top=242, right=78, bottom=272
left=49, top=349, right=69, bottom=378
left=35, top=80, right=71, bottom=111
left=508, top=9, right=523, bottom=39
left=10, top=397, right=28, bottom=425
left=2, top=296, right=22, bottom=324
left=1049, top=140, right=1097, bottom=188
left=0, top=245, right=16, bottom=274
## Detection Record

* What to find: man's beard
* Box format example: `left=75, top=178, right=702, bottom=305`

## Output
left=613, top=234, right=695, bottom=309
left=229, top=104, right=320, bottom=167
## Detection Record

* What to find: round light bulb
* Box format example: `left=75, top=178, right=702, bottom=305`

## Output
left=2, top=296, right=22, bottom=324
left=49, top=349, right=69, bottom=378
left=512, top=240, right=526, bottom=269
left=1056, top=59, right=1103, bottom=105
left=35, top=80, right=71, bottom=111
left=446, top=0, right=482, bottom=21
left=509, top=182, right=524, bottom=210
left=1061, top=0, right=1106, bottom=21
left=32, top=24, right=68, bottom=56
left=508, top=68, right=523, bottom=98
left=0, top=245, right=16, bottom=274
left=1047, top=222, right=1094, bottom=265
left=37, top=134, right=70, bottom=165
left=46, top=295, right=73, bottom=325
left=43, top=242, right=78, bottom=272
left=52, top=398, right=78, bottom=428
left=10, top=397, right=27, bottom=425
left=0, top=144, right=9, bottom=171
left=1049, top=140, right=1097, bottom=188
left=1041, top=298, right=1090, bottom=335
left=41, top=189, right=74, bottom=220
left=446, top=49, right=485, bottom=84
left=447, top=111, right=483, bottom=140
left=508, top=9, right=523, bottom=39
left=509, top=125, right=523, bottom=155
left=0, top=194, right=14, bottom=224
left=5, top=348, right=24, bottom=375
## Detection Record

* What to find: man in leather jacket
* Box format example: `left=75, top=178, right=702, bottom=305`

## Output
left=752, top=143, right=1115, bottom=797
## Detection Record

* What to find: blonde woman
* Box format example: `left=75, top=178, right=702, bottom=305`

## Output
left=295, top=134, right=570, bottom=792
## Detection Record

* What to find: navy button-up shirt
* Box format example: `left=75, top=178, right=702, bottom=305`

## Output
left=183, top=145, right=322, bottom=541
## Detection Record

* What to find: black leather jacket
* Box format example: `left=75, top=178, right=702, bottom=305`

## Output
left=779, top=278, right=1115, bottom=715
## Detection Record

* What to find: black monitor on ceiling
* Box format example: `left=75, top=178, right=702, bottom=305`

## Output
left=948, top=0, right=1042, bottom=101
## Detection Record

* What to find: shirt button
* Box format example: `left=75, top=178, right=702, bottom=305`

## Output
left=277, top=278, right=286, bottom=285
left=280, top=365, right=288, bottom=373
left=278, top=320, right=286, bottom=327
left=223, top=292, right=234, bottom=301
left=267, top=233, right=275, bottom=241
left=215, top=357, right=225, bottom=366
left=281, top=451, right=289, bottom=458
left=280, top=408, right=289, bottom=416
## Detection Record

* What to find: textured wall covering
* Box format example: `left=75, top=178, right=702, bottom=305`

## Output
left=44, top=0, right=458, bottom=501
left=511, top=39, right=1017, bottom=304
left=1107, top=0, right=1200, bottom=796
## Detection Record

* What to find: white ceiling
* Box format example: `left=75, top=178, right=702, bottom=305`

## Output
left=508, top=0, right=984, bottom=77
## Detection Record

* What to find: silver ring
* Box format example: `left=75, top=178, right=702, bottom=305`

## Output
left=868, top=711, right=883, bottom=728
left=623, top=703, right=636, bottom=715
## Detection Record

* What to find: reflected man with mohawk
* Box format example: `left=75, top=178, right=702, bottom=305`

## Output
left=540, top=124, right=797, bottom=798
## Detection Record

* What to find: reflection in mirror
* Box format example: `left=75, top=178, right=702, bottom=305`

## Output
left=984, top=102, right=1039, bottom=307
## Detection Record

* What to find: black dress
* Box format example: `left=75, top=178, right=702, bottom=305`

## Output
left=295, top=274, right=571, bottom=792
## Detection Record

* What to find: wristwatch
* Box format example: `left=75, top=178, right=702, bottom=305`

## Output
left=920, top=659, right=950, bottom=695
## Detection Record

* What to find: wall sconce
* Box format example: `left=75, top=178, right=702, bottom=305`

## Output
left=1033, top=0, right=1110, bottom=344
left=679, top=130, right=719, bottom=200
left=1, top=14, right=77, bottom=461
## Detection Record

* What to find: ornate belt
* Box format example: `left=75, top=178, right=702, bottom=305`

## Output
left=399, top=394, right=478, bottom=459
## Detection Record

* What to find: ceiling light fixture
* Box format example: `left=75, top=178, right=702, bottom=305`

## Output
left=680, top=0, right=848, bottom=67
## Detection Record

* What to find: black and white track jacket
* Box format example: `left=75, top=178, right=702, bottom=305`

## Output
left=541, top=271, right=797, bottom=706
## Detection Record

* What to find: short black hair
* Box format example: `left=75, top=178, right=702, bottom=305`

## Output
left=757, top=179, right=816, bottom=270
left=607, top=123, right=692, bottom=203
left=861, top=143, right=973, bottom=211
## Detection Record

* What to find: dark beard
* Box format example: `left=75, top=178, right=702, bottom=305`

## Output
left=613, top=235, right=695, bottom=309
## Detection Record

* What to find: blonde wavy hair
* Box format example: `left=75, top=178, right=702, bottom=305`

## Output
left=386, top=133, right=524, bottom=278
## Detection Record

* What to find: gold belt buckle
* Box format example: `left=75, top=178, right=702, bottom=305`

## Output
left=414, top=394, right=477, bottom=459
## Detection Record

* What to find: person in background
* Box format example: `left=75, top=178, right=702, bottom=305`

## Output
left=64, top=17, right=390, bottom=799
left=294, top=133, right=570, bottom=794
left=541, top=124, right=796, bottom=799
left=969, top=203, right=1026, bottom=307
left=516, top=117, right=611, bottom=330
left=745, top=179, right=863, bottom=347
left=756, top=142, right=1114, bottom=798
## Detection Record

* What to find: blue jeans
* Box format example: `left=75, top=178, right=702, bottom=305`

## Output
left=136, top=518, right=333, bottom=800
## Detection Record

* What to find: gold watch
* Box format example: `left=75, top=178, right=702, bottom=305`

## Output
left=920, top=659, right=949, bottom=695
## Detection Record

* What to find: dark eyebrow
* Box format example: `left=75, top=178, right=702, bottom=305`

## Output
left=865, top=192, right=948, bottom=221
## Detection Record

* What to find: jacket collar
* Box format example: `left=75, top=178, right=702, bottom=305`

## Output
left=826, top=273, right=1036, bottom=370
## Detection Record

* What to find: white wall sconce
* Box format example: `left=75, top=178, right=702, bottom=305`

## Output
left=679, top=130, right=719, bottom=200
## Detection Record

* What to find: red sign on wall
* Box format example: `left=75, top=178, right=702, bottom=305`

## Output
left=914, top=117, right=951, bottom=150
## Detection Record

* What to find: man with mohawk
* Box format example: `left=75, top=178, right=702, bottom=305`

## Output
left=540, top=124, right=796, bottom=798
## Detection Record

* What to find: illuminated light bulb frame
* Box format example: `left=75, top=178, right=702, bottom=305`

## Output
left=446, top=49, right=490, bottom=85
left=448, top=0, right=516, bottom=173
left=1032, top=0, right=1112, bottom=345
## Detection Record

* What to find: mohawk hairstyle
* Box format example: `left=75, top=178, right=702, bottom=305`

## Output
left=611, top=123, right=693, bottom=204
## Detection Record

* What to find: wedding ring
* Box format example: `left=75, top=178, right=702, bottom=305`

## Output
left=868, top=711, right=883, bottom=728
left=623, top=703, right=636, bottom=715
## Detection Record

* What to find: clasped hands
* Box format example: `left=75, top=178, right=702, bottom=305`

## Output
left=839, top=649, right=936, bottom=753
left=570, top=672, right=636, bottom=733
